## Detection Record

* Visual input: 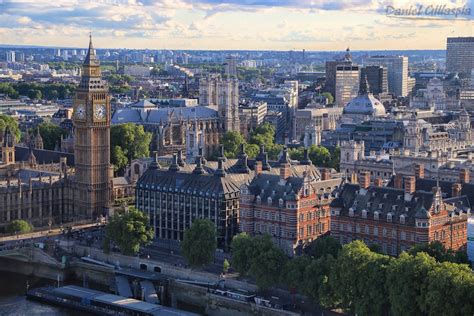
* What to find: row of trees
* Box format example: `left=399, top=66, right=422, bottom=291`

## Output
left=230, top=234, right=474, bottom=315
left=289, top=145, right=340, bottom=170
left=0, top=82, right=76, bottom=100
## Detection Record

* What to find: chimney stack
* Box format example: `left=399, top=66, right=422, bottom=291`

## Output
left=359, top=171, right=370, bottom=189
left=394, top=174, right=403, bottom=189
left=374, top=178, right=383, bottom=187
left=404, top=176, right=416, bottom=194
left=415, top=164, right=424, bottom=179
left=280, top=163, right=291, bottom=181
left=321, top=168, right=331, bottom=180
left=452, top=183, right=462, bottom=197
left=460, top=168, right=470, bottom=184
left=255, top=160, right=262, bottom=175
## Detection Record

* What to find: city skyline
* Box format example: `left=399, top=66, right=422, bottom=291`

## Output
left=0, top=0, right=472, bottom=51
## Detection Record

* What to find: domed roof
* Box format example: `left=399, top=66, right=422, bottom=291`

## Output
left=343, top=93, right=386, bottom=116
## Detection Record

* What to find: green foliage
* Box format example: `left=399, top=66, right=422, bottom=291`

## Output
left=223, top=259, right=230, bottom=274
left=321, top=92, right=334, bottom=104
left=102, top=237, right=111, bottom=255
left=302, top=254, right=337, bottom=308
left=222, top=131, right=246, bottom=158
left=38, top=122, right=67, bottom=150
left=181, top=219, right=217, bottom=268
left=105, top=207, right=154, bottom=255
left=281, top=255, right=311, bottom=290
left=0, top=114, right=21, bottom=142
left=289, top=145, right=340, bottom=170
left=245, top=144, right=259, bottom=159
left=408, top=241, right=469, bottom=264
left=3, top=82, right=76, bottom=100
left=330, top=241, right=391, bottom=315
left=231, top=233, right=288, bottom=289
left=305, top=235, right=341, bottom=260
left=0, top=83, right=19, bottom=98
left=386, top=252, right=436, bottom=316
left=110, top=123, right=152, bottom=172
left=248, top=123, right=282, bottom=160
left=7, top=220, right=33, bottom=234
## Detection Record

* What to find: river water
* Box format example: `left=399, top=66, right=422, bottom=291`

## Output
left=0, top=271, right=88, bottom=316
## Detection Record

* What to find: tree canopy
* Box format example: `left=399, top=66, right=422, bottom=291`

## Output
left=289, top=145, right=340, bottom=170
left=6, top=220, right=33, bottom=234
left=105, top=207, right=154, bottom=255
left=110, top=123, right=152, bottom=173
left=181, top=219, right=217, bottom=268
left=38, top=122, right=67, bottom=150
left=221, top=131, right=246, bottom=158
left=0, top=114, right=21, bottom=142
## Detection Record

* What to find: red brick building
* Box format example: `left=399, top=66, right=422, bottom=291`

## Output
left=239, top=148, right=342, bottom=256
left=330, top=170, right=468, bottom=256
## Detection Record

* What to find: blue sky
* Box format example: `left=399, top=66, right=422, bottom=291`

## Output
left=0, top=0, right=472, bottom=50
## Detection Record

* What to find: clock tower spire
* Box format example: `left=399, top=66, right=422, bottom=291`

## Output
left=73, top=35, right=112, bottom=219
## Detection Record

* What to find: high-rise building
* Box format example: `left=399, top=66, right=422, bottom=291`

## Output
left=224, top=55, right=237, bottom=77
left=365, top=55, right=409, bottom=97
left=446, top=37, right=474, bottom=76
left=325, top=48, right=353, bottom=98
left=73, top=35, right=113, bottom=218
left=360, top=65, right=388, bottom=95
left=6, top=51, right=15, bottom=63
left=335, top=64, right=360, bottom=107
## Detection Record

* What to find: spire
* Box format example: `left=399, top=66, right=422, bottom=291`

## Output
left=360, top=75, right=370, bottom=95
left=83, top=33, right=99, bottom=67
left=193, top=156, right=205, bottom=175
left=169, top=153, right=180, bottom=172
left=177, top=150, right=185, bottom=167
left=150, top=152, right=161, bottom=170
left=219, top=144, right=226, bottom=162
left=237, top=143, right=250, bottom=173
left=278, top=146, right=291, bottom=165
left=300, top=147, right=312, bottom=165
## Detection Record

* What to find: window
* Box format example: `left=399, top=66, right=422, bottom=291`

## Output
left=362, top=209, right=367, bottom=218
left=374, top=211, right=379, bottom=220
left=365, top=225, right=370, bottom=234
left=373, top=226, right=378, bottom=236
left=349, top=208, right=354, bottom=217
left=387, top=213, right=393, bottom=222
left=400, top=214, right=405, bottom=224
left=382, top=228, right=387, bottom=237
left=401, top=231, right=406, bottom=240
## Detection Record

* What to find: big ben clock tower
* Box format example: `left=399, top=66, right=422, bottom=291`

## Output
left=73, top=35, right=113, bottom=219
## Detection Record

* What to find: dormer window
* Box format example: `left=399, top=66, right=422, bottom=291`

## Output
left=362, top=209, right=367, bottom=218
left=400, top=214, right=406, bottom=224
left=397, top=195, right=402, bottom=200
left=391, top=205, right=397, bottom=211
left=349, top=208, right=354, bottom=217
left=267, top=197, right=272, bottom=205
left=279, top=198, right=284, bottom=207
left=383, top=193, right=388, bottom=198
left=256, top=195, right=261, bottom=204
left=387, top=213, right=393, bottom=222
left=374, top=211, right=379, bottom=220
left=378, top=203, right=383, bottom=209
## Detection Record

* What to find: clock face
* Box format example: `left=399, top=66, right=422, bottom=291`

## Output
left=76, top=104, right=85, bottom=120
left=94, top=104, right=106, bottom=120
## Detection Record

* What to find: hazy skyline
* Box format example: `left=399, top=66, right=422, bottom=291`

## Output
left=0, top=0, right=472, bottom=51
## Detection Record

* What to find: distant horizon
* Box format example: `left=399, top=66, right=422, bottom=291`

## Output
left=0, top=0, right=472, bottom=51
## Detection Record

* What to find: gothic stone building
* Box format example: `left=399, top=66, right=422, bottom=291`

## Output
left=330, top=172, right=468, bottom=256
left=0, top=37, right=112, bottom=231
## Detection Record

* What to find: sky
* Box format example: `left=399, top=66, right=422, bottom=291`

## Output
left=0, top=0, right=472, bottom=51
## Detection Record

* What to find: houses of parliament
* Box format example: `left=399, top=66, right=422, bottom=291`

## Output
left=0, top=37, right=113, bottom=232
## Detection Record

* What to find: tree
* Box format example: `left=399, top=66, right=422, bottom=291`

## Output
left=110, top=124, right=152, bottom=173
left=181, top=219, right=217, bottom=268
left=281, top=255, right=311, bottom=290
left=305, top=235, right=341, bottom=259
left=386, top=252, right=437, bottom=316
left=230, top=232, right=255, bottom=274
left=27, top=89, right=42, bottom=100
left=38, top=122, right=66, bottom=150
left=223, top=259, right=230, bottom=274
left=245, top=144, right=259, bottom=159
left=424, top=261, right=474, bottom=316
left=249, top=245, right=288, bottom=289
left=6, top=220, right=33, bottom=234
left=407, top=241, right=468, bottom=264
left=105, top=207, right=154, bottom=256
left=112, top=145, right=128, bottom=172
left=309, top=145, right=331, bottom=166
left=330, top=241, right=390, bottom=315
left=222, top=131, right=245, bottom=158
left=321, top=92, right=334, bottom=104
left=302, top=254, right=337, bottom=308
left=0, top=114, right=21, bottom=142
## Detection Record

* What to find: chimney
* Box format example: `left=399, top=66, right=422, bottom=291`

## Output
left=359, top=171, right=370, bottom=189
left=415, top=164, right=424, bottom=179
left=404, top=176, right=416, bottom=194
left=280, top=163, right=291, bottom=181
left=394, top=174, right=403, bottom=189
left=452, top=183, right=462, bottom=197
left=374, top=178, right=383, bottom=187
left=255, top=160, right=262, bottom=175
left=460, top=168, right=470, bottom=184
left=321, top=168, right=331, bottom=180
left=350, top=172, right=358, bottom=184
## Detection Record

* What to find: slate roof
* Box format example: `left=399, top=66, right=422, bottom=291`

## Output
left=15, top=146, right=75, bottom=166
left=111, top=106, right=218, bottom=125
left=331, top=183, right=436, bottom=225
left=137, top=168, right=240, bottom=199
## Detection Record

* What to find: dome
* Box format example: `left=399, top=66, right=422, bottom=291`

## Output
left=343, top=93, right=386, bottom=117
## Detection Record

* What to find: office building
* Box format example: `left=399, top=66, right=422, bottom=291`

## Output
left=325, top=48, right=353, bottom=98
left=360, top=65, right=388, bottom=95
left=365, top=55, right=409, bottom=97
left=335, top=64, right=360, bottom=106
left=6, top=51, right=15, bottom=63
left=446, top=37, right=474, bottom=76
left=224, top=56, right=237, bottom=77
